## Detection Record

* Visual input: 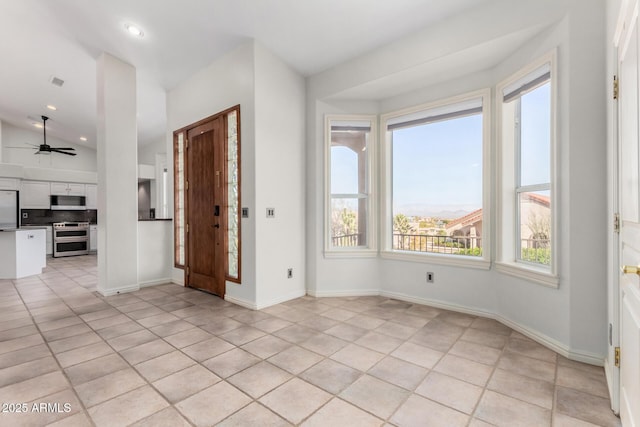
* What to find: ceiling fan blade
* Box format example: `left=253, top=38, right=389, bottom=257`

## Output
left=50, top=148, right=77, bottom=156
left=6, top=146, right=37, bottom=149
left=52, top=147, right=75, bottom=151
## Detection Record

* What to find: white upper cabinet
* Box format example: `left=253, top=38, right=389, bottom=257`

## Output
left=85, top=184, right=97, bottom=209
left=51, top=182, right=85, bottom=196
left=0, top=178, right=19, bottom=190
left=20, top=181, right=51, bottom=209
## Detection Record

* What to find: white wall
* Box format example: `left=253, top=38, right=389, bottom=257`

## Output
left=138, top=138, right=165, bottom=165
left=167, top=41, right=306, bottom=309
left=306, top=0, right=607, bottom=362
left=1, top=123, right=96, bottom=172
left=167, top=42, right=257, bottom=302
left=254, top=43, right=306, bottom=307
left=138, top=221, right=172, bottom=286
left=306, top=99, right=382, bottom=297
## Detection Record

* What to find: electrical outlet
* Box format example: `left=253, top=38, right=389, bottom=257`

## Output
left=22, top=212, right=28, bottom=219
left=242, top=207, right=249, bottom=218
left=426, top=272, right=434, bottom=283
left=266, top=208, right=275, bottom=218
left=287, top=268, right=293, bottom=279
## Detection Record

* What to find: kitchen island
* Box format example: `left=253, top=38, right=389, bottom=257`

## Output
left=0, top=228, right=46, bottom=279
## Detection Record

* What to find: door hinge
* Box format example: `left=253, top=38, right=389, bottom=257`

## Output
left=186, top=223, right=189, bottom=233
left=613, top=75, right=619, bottom=100
left=186, top=266, right=190, bottom=276
left=186, top=181, right=189, bottom=191
left=615, top=347, right=620, bottom=367
left=614, top=213, right=620, bottom=233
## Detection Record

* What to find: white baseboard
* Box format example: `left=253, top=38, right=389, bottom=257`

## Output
left=225, top=289, right=308, bottom=311
left=171, top=278, right=184, bottom=286
left=380, top=290, right=495, bottom=318
left=97, top=283, right=139, bottom=296
left=327, top=288, right=606, bottom=367
left=494, top=314, right=604, bottom=366
left=307, top=288, right=380, bottom=298
left=256, top=289, right=307, bottom=310
left=139, top=278, right=172, bottom=288
left=224, top=294, right=258, bottom=310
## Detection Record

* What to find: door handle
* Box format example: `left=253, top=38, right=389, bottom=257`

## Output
left=213, top=224, right=220, bottom=228
left=622, top=265, right=640, bottom=275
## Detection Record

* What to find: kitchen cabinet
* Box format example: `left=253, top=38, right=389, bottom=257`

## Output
left=20, top=181, right=50, bottom=209
left=0, top=178, right=18, bottom=190
left=85, top=184, right=97, bottom=209
left=90, top=225, right=97, bottom=251
left=50, top=182, right=85, bottom=196
left=0, top=229, right=46, bottom=279
left=20, top=226, right=52, bottom=255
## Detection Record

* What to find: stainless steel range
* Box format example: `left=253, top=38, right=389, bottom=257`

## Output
left=53, top=222, right=90, bottom=257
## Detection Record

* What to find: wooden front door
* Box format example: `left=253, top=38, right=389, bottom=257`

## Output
left=185, top=116, right=225, bottom=297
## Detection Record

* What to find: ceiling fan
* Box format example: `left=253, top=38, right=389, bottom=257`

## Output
left=8, top=116, right=77, bottom=156
left=34, top=116, right=76, bottom=156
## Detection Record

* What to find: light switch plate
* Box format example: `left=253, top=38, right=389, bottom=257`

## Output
left=242, top=207, right=249, bottom=218
left=266, top=208, right=275, bottom=218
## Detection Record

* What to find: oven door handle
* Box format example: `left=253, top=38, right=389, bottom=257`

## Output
left=54, top=236, right=89, bottom=243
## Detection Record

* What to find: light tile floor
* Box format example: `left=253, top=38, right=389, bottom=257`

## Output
left=0, top=255, right=622, bottom=426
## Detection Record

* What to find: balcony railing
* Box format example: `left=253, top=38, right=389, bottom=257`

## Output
left=393, top=234, right=481, bottom=256
left=332, top=232, right=549, bottom=264
left=332, top=233, right=362, bottom=247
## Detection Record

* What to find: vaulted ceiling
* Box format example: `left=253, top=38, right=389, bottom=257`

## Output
left=0, top=0, right=541, bottom=148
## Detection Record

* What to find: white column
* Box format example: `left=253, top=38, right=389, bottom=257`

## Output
left=96, top=53, right=139, bottom=295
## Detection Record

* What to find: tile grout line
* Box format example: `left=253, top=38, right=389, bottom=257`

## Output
left=10, top=266, right=98, bottom=427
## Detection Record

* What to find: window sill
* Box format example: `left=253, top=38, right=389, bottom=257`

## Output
left=495, top=261, right=559, bottom=288
left=380, top=250, right=491, bottom=270
left=324, top=249, right=378, bottom=259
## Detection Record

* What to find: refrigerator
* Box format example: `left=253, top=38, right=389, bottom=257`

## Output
left=0, top=190, right=19, bottom=229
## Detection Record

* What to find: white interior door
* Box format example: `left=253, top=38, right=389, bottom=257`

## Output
left=616, top=1, right=640, bottom=425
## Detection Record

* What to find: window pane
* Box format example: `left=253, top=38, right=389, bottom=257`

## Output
left=175, top=132, right=185, bottom=266
left=331, top=198, right=367, bottom=247
left=331, top=146, right=359, bottom=194
left=391, top=112, right=483, bottom=257
left=518, top=190, right=551, bottom=265
left=328, top=118, right=371, bottom=250
left=330, top=124, right=369, bottom=195
left=227, top=110, right=240, bottom=279
left=520, top=82, right=551, bottom=186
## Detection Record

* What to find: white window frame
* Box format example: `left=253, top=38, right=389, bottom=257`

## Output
left=324, top=115, right=377, bottom=257
left=496, top=49, right=559, bottom=287
left=380, top=89, right=491, bottom=270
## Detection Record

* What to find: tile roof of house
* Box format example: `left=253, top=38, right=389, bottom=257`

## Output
left=445, top=193, right=549, bottom=230
left=445, top=208, right=483, bottom=229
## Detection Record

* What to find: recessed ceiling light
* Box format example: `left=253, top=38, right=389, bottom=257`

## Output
left=124, top=23, right=144, bottom=38
left=79, top=136, right=87, bottom=142
left=46, top=105, right=57, bottom=111
left=33, top=123, right=43, bottom=129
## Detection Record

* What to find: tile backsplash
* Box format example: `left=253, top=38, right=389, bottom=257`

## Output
left=21, top=209, right=97, bottom=225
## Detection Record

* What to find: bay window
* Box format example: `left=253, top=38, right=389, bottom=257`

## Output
left=497, top=51, right=558, bottom=286
left=381, top=90, right=490, bottom=268
left=325, top=116, right=376, bottom=255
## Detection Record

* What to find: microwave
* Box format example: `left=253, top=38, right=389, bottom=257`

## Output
left=50, top=195, right=86, bottom=210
